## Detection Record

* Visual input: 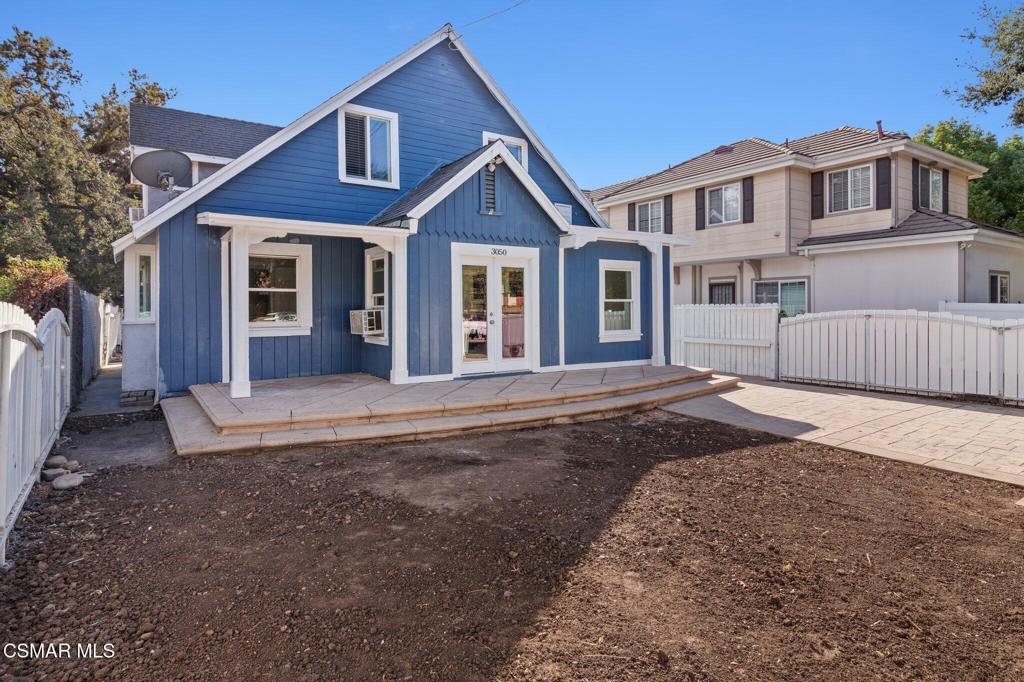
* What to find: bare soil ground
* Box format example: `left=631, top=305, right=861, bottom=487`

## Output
left=1, top=411, right=1023, bottom=681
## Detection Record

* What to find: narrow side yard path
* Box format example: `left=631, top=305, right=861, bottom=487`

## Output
left=665, top=379, right=1024, bottom=487
left=1, top=413, right=1022, bottom=680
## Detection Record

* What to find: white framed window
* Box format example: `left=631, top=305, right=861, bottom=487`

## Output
left=364, top=246, right=389, bottom=345
left=637, top=199, right=663, bottom=233
left=599, top=259, right=641, bottom=342
left=123, top=244, right=158, bottom=324
left=554, top=202, right=573, bottom=224
left=338, top=104, right=400, bottom=189
left=754, top=279, right=808, bottom=317
left=827, top=164, right=872, bottom=214
left=248, top=242, right=313, bottom=337
left=707, top=182, right=741, bottom=226
left=919, top=165, right=944, bottom=210
left=990, top=271, right=1010, bottom=304
left=482, top=131, right=528, bottom=170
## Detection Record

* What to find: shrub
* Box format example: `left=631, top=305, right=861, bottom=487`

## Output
left=0, top=256, right=71, bottom=322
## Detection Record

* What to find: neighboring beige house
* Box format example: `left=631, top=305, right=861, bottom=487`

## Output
left=589, top=125, right=1024, bottom=314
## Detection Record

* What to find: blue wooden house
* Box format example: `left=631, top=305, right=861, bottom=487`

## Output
left=114, top=24, right=692, bottom=400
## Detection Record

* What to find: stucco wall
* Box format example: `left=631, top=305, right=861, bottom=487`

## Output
left=811, top=243, right=959, bottom=312
left=121, top=322, right=157, bottom=392
left=965, top=242, right=1024, bottom=304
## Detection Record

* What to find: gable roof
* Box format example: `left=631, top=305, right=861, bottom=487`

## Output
left=116, top=23, right=605, bottom=256
left=798, top=209, right=1024, bottom=248
left=372, top=140, right=569, bottom=230
left=591, top=126, right=912, bottom=203
left=129, top=104, right=281, bottom=159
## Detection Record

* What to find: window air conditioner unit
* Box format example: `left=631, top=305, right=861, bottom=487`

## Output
left=350, top=309, right=384, bottom=336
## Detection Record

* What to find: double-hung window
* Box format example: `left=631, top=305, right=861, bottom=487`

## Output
left=554, top=202, right=573, bottom=224
left=248, top=242, right=313, bottom=337
left=754, top=279, right=808, bottom=317
left=919, top=165, right=943, bottom=210
left=599, top=259, right=641, bottom=342
left=637, top=199, right=663, bottom=232
left=482, top=131, right=528, bottom=170
left=707, top=183, right=740, bottom=226
left=827, top=164, right=872, bottom=213
left=990, top=272, right=1010, bottom=304
left=364, top=247, right=389, bottom=345
left=339, top=104, right=400, bottom=189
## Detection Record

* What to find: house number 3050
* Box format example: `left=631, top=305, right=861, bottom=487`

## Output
left=490, top=248, right=508, bottom=256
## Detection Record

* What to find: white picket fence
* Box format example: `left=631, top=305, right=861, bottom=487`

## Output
left=672, top=304, right=779, bottom=379
left=779, top=310, right=1024, bottom=401
left=0, top=303, right=71, bottom=565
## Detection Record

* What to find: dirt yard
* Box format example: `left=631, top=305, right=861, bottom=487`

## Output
left=1, top=411, right=1023, bottom=681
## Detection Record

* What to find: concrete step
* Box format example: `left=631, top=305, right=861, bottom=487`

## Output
left=163, top=374, right=739, bottom=456
left=191, top=367, right=716, bottom=435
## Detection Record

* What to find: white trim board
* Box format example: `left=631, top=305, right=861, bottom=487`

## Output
left=115, top=23, right=606, bottom=258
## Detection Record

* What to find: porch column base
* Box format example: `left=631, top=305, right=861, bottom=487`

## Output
left=229, top=379, right=251, bottom=399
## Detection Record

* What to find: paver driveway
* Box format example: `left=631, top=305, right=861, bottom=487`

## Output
left=664, top=379, right=1024, bottom=487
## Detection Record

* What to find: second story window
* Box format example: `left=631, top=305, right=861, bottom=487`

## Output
left=707, top=183, right=740, bottom=226
left=637, top=199, right=663, bottom=232
left=827, top=164, right=872, bottom=213
left=919, top=165, right=943, bottom=210
left=339, top=104, right=400, bottom=189
left=482, top=131, right=529, bottom=170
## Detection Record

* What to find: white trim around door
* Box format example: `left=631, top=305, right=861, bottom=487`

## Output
left=450, top=242, right=541, bottom=378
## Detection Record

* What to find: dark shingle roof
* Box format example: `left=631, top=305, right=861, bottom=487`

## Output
left=129, top=103, right=281, bottom=159
left=591, top=126, right=909, bottom=202
left=371, top=141, right=504, bottom=226
left=798, top=209, right=1023, bottom=247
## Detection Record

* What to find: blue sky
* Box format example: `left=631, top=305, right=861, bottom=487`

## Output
left=3, top=0, right=1019, bottom=189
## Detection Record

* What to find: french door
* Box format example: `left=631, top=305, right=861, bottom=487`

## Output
left=458, top=256, right=530, bottom=375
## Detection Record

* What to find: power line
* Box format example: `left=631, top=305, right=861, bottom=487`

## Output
left=460, top=0, right=529, bottom=31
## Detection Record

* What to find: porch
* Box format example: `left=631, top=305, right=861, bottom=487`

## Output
left=161, top=364, right=738, bottom=455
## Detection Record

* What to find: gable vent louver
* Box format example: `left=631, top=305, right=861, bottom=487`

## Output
left=484, top=167, right=497, bottom=213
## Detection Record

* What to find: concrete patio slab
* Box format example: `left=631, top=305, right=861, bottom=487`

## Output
left=663, top=379, right=1024, bottom=487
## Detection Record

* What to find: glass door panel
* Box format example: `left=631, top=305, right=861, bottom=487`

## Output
left=501, top=267, right=525, bottom=359
left=462, top=264, right=489, bottom=363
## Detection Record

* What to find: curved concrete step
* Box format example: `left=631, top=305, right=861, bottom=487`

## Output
left=164, top=374, right=739, bottom=456
left=191, top=367, right=716, bottom=435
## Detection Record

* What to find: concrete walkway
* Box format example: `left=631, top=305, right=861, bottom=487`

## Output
left=73, top=364, right=150, bottom=417
left=664, top=379, right=1024, bottom=487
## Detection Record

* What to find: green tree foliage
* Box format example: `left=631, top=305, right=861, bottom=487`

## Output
left=0, top=255, right=69, bottom=321
left=915, top=118, right=1024, bottom=231
left=0, top=27, right=174, bottom=296
left=953, top=4, right=1024, bottom=127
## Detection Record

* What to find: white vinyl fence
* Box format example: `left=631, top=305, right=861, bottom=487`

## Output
left=0, top=303, right=71, bottom=565
left=672, top=304, right=779, bottom=379
left=779, top=310, right=1024, bottom=401
left=101, top=301, right=121, bottom=366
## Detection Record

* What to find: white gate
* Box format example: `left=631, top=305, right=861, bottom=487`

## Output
left=672, top=304, right=779, bottom=379
left=779, top=310, right=1024, bottom=401
left=0, top=303, right=71, bottom=564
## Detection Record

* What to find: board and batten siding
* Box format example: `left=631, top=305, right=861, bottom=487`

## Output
left=407, top=163, right=561, bottom=377
left=564, top=241, right=652, bottom=364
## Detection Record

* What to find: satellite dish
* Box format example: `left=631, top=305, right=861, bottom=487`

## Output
left=131, top=149, right=192, bottom=191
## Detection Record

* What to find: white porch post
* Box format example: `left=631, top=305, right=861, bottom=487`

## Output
left=390, top=237, right=409, bottom=383
left=229, top=226, right=251, bottom=398
left=648, top=243, right=666, bottom=367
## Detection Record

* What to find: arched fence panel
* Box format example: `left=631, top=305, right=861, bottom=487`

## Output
left=0, top=303, right=71, bottom=565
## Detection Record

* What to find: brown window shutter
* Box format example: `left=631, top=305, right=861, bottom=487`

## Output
left=695, top=188, right=705, bottom=230
left=742, top=176, right=754, bottom=223
left=875, top=157, right=891, bottom=211
left=911, top=158, right=920, bottom=209
left=811, top=172, right=824, bottom=220
left=627, top=203, right=636, bottom=231
left=663, top=194, right=673, bottom=234
left=942, top=169, right=950, bottom=213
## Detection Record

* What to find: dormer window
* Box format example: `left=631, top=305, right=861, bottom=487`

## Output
left=482, top=131, right=528, bottom=170
left=339, top=104, right=400, bottom=189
